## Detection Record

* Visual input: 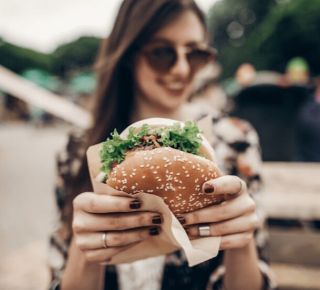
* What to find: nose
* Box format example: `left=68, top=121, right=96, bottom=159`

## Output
left=169, top=48, right=191, bottom=77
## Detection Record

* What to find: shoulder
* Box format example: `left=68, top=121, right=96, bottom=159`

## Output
left=56, top=129, right=87, bottom=178
left=212, top=116, right=259, bottom=146
left=197, top=111, right=260, bottom=149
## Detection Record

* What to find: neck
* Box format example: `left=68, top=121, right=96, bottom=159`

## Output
left=131, top=94, right=188, bottom=123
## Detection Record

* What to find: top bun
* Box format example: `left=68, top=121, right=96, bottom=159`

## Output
left=106, top=118, right=224, bottom=214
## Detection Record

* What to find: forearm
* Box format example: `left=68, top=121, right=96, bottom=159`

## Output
left=223, top=239, right=263, bottom=290
left=61, top=239, right=105, bottom=290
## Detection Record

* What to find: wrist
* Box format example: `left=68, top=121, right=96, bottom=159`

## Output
left=61, top=239, right=105, bottom=290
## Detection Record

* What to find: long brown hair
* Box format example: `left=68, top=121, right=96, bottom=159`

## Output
left=63, top=0, right=207, bottom=224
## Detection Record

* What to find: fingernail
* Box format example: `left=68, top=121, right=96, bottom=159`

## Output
left=129, top=199, right=141, bottom=209
left=149, top=227, right=160, bottom=236
left=203, top=183, right=214, bottom=194
left=176, top=215, right=186, bottom=225
left=152, top=215, right=162, bottom=225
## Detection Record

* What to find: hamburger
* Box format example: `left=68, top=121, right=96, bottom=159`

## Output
left=97, top=118, right=225, bottom=214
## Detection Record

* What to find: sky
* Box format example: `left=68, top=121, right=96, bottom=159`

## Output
left=0, top=0, right=219, bottom=53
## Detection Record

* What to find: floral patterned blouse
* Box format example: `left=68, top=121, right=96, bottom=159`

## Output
left=48, top=107, right=277, bottom=290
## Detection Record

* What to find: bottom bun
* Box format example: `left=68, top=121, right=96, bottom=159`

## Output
left=107, top=147, right=224, bottom=214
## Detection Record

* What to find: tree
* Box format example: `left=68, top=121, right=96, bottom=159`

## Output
left=208, top=0, right=320, bottom=78
left=0, top=37, right=52, bottom=74
left=52, top=36, right=101, bottom=76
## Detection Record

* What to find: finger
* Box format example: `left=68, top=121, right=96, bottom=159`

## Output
left=185, top=213, right=259, bottom=237
left=83, top=243, right=138, bottom=264
left=220, top=232, right=254, bottom=250
left=183, top=194, right=256, bottom=225
left=95, top=183, right=127, bottom=196
left=202, top=175, right=246, bottom=196
left=73, top=192, right=143, bottom=213
left=76, top=225, right=160, bottom=251
left=73, top=211, right=162, bottom=232
left=76, top=227, right=160, bottom=251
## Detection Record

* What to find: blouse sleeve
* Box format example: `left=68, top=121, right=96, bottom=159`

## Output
left=205, top=116, right=278, bottom=290
left=47, top=131, right=85, bottom=290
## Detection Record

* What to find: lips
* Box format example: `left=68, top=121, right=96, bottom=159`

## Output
left=163, top=82, right=185, bottom=90
left=158, top=80, right=189, bottom=96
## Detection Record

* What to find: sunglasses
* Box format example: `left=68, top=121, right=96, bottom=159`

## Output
left=141, top=44, right=217, bottom=74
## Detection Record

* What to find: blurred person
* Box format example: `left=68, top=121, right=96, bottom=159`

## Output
left=296, top=77, right=320, bottom=161
left=28, top=104, right=47, bottom=127
left=49, top=1, right=276, bottom=290
left=236, top=63, right=257, bottom=87
left=285, top=57, right=310, bottom=86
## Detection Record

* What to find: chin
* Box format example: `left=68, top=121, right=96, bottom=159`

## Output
left=158, top=97, right=187, bottom=111
left=159, top=90, right=190, bottom=108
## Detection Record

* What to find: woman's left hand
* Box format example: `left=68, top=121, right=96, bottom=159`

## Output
left=181, top=175, right=259, bottom=250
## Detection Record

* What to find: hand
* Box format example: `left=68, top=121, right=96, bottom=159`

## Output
left=180, top=175, right=259, bottom=250
left=72, top=184, right=162, bottom=264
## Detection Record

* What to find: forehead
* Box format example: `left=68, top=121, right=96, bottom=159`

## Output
left=151, top=10, right=205, bottom=45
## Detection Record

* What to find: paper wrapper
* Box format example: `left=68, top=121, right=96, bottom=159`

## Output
left=87, top=141, right=221, bottom=267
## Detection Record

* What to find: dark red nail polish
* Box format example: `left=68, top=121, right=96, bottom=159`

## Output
left=176, top=215, right=186, bottom=225
left=203, top=183, right=214, bottom=194
left=152, top=215, right=162, bottom=225
left=129, top=199, right=141, bottom=209
left=149, top=227, right=159, bottom=236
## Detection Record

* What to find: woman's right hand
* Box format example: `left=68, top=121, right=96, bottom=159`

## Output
left=72, top=186, right=162, bottom=265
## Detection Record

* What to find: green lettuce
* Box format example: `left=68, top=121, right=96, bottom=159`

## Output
left=100, top=121, right=202, bottom=174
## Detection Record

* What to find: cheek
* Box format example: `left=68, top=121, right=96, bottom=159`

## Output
left=134, top=60, right=157, bottom=93
left=134, top=57, right=197, bottom=102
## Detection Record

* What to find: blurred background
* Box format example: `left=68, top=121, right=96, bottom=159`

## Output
left=0, top=0, right=319, bottom=289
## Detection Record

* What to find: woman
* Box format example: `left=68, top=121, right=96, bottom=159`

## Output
left=49, top=0, right=276, bottom=289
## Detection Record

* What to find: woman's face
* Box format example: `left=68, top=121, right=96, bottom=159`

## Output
left=134, top=10, right=206, bottom=112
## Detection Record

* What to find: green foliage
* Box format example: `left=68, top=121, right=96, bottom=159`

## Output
left=100, top=122, right=202, bottom=174
left=0, top=38, right=52, bottom=74
left=52, top=36, right=100, bottom=76
left=0, top=35, right=100, bottom=77
left=208, top=0, right=320, bottom=78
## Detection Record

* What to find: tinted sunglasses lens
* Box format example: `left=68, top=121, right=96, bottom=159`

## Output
left=187, top=49, right=215, bottom=71
left=145, top=47, right=176, bottom=73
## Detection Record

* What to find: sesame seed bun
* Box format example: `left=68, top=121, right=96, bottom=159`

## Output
left=106, top=118, right=224, bottom=214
